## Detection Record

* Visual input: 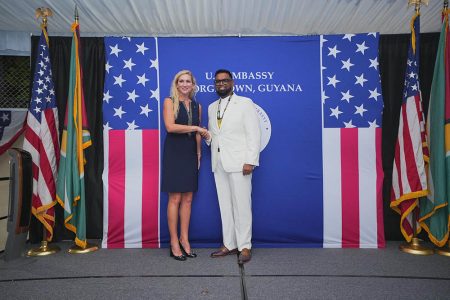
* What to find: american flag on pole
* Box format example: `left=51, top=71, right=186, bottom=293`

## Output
left=23, top=27, right=59, bottom=241
left=390, top=14, right=428, bottom=242
left=321, top=32, right=385, bottom=247
left=102, top=37, right=160, bottom=248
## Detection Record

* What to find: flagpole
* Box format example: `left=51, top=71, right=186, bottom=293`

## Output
left=399, top=207, right=433, bottom=255
left=26, top=7, right=61, bottom=257
left=407, top=0, right=430, bottom=11
left=435, top=241, right=450, bottom=256
left=65, top=4, right=98, bottom=254
left=397, top=0, right=434, bottom=256
left=75, top=3, right=79, bottom=24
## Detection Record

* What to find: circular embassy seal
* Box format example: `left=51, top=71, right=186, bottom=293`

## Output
left=254, top=103, right=271, bottom=152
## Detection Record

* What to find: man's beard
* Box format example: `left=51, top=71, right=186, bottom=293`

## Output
left=216, top=87, right=232, bottom=97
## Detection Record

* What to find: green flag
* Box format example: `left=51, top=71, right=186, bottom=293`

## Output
left=56, top=21, right=92, bottom=249
left=419, top=12, right=450, bottom=247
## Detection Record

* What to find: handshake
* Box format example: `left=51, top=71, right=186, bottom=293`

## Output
left=194, top=126, right=211, bottom=140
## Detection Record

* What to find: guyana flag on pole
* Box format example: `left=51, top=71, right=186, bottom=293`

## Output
left=419, top=9, right=450, bottom=247
left=56, top=19, right=92, bottom=249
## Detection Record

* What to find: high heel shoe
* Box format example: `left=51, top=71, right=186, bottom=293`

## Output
left=170, top=248, right=187, bottom=261
left=179, top=241, right=197, bottom=258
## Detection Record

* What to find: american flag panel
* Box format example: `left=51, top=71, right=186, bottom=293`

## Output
left=321, top=33, right=385, bottom=248
left=102, top=37, right=160, bottom=248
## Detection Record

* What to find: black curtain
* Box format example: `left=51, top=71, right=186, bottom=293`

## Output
left=29, top=36, right=105, bottom=242
left=29, top=33, right=440, bottom=243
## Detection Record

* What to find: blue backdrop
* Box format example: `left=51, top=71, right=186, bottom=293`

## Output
left=158, top=36, right=324, bottom=247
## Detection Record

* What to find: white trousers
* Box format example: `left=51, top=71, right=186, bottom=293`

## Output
left=214, top=155, right=253, bottom=251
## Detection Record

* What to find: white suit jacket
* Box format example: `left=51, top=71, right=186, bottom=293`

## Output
left=207, top=93, right=261, bottom=173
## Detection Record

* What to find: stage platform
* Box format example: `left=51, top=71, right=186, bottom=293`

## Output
left=1, top=241, right=449, bottom=299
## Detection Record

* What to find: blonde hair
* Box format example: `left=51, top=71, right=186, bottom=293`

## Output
left=170, top=70, right=197, bottom=119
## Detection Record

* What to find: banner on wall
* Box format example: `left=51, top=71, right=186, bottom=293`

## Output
left=102, top=33, right=385, bottom=248
left=0, top=109, right=26, bottom=155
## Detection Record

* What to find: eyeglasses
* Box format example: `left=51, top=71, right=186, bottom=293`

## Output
left=214, top=78, right=232, bottom=85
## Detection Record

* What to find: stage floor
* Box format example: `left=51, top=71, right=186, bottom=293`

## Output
left=1, top=241, right=449, bottom=299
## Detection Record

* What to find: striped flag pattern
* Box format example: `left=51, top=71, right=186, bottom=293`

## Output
left=23, top=27, right=60, bottom=241
left=102, top=37, right=160, bottom=248
left=390, top=14, right=428, bottom=241
left=321, top=33, right=385, bottom=248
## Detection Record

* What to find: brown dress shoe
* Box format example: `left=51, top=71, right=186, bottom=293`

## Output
left=210, top=246, right=239, bottom=258
left=238, top=248, right=251, bottom=264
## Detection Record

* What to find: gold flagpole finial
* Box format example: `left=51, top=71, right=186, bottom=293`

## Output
left=74, top=4, right=79, bottom=24
left=444, top=0, right=449, bottom=9
left=35, top=7, right=53, bottom=27
left=408, top=0, right=429, bottom=13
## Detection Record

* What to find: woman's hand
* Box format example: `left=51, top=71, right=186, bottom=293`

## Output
left=195, top=126, right=206, bottom=134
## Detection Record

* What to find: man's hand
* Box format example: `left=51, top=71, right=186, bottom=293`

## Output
left=200, top=129, right=211, bottom=141
left=242, top=164, right=254, bottom=175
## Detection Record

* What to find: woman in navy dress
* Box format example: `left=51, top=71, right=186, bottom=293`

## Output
left=162, top=70, right=207, bottom=261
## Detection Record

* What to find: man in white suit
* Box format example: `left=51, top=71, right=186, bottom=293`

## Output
left=203, top=69, right=261, bottom=264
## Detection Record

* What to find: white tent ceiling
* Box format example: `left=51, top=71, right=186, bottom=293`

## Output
left=0, top=0, right=445, bottom=36
left=0, top=0, right=445, bottom=55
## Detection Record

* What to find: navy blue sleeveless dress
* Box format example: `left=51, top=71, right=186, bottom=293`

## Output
left=161, top=100, right=200, bottom=192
